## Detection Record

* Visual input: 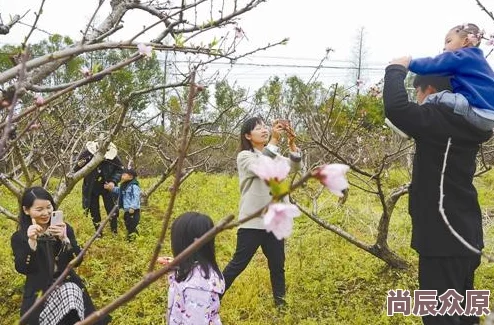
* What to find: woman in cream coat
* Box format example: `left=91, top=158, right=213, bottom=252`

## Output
left=222, top=116, right=301, bottom=307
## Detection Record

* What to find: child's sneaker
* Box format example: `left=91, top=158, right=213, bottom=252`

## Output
left=127, top=232, right=138, bottom=242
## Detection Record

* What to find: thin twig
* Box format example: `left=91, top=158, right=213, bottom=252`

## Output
left=21, top=0, right=46, bottom=49
left=147, top=70, right=197, bottom=272
left=439, top=138, right=494, bottom=262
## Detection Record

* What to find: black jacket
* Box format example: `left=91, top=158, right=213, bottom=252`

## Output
left=74, top=149, right=123, bottom=209
left=383, top=65, right=492, bottom=256
left=11, top=224, right=109, bottom=324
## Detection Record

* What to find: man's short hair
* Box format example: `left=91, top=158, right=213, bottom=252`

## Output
left=412, top=74, right=453, bottom=92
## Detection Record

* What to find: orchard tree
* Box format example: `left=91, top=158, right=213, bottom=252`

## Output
left=0, top=0, right=285, bottom=218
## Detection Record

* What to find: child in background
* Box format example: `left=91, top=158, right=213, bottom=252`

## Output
left=160, top=212, right=225, bottom=325
left=104, top=168, right=141, bottom=241
left=405, top=23, right=494, bottom=131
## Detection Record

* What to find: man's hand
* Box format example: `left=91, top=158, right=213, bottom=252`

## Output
left=129, top=208, right=135, bottom=214
left=389, top=56, right=411, bottom=69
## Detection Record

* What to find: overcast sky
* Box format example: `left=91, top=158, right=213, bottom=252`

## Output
left=2, top=0, right=494, bottom=91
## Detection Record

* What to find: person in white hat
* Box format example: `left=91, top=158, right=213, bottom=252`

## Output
left=73, top=141, right=124, bottom=234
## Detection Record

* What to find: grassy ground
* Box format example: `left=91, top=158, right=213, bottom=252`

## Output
left=1, top=171, right=494, bottom=324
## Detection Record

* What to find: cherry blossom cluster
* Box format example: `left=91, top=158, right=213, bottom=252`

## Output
left=250, top=155, right=349, bottom=240
left=368, top=79, right=384, bottom=99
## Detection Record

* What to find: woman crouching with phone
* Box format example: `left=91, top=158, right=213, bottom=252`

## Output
left=11, top=186, right=109, bottom=325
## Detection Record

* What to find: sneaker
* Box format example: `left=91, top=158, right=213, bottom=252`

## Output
left=274, top=297, right=287, bottom=308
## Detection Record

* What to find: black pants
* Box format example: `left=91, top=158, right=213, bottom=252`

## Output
left=419, top=255, right=481, bottom=325
left=89, top=186, right=118, bottom=232
left=222, top=228, right=285, bottom=305
left=124, top=209, right=140, bottom=235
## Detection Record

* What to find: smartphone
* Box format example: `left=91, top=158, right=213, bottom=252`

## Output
left=51, top=210, right=64, bottom=226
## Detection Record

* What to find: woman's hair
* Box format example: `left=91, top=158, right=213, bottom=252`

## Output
left=171, top=212, right=222, bottom=282
left=18, top=187, right=57, bottom=232
left=450, top=23, right=482, bottom=47
left=239, top=116, right=264, bottom=152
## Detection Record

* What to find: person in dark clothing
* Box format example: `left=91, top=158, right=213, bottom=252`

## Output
left=383, top=60, right=492, bottom=325
left=74, top=141, right=123, bottom=234
left=11, top=186, right=110, bottom=325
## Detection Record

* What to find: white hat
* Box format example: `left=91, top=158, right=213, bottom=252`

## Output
left=85, top=141, right=118, bottom=160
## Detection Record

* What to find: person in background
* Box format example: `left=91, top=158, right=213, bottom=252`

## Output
left=160, top=212, right=224, bottom=325
left=11, top=186, right=110, bottom=325
left=74, top=141, right=123, bottom=235
left=222, top=117, right=301, bottom=307
left=104, top=167, right=141, bottom=241
left=384, top=59, right=492, bottom=324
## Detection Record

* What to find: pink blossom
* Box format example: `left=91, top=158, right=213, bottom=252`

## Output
left=35, top=95, right=44, bottom=106
left=137, top=43, right=153, bottom=58
left=314, top=164, right=350, bottom=197
left=235, top=26, right=244, bottom=39
left=356, top=79, right=364, bottom=89
left=250, top=155, right=290, bottom=182
left=80, top=66, right=91, bottom=77
left=263, top=203, right=300, bottom=240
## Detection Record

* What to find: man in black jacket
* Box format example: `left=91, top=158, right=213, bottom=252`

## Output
left=74, top=141, right=124, bottom=234
left=383, top=60, right=492, bottom=325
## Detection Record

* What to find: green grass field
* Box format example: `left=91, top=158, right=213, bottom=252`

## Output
left=1, top=172, right=494, bottom=324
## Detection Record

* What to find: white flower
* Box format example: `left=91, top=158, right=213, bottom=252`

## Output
left=264, top=203, right=301, bottom=240
left=137, top=43, right=153, bottom=58
left=80, top=66, right=91, bottom=77
left=250, top=155, right=290, bottom=182
left=314, top=164, right=350, bottom=197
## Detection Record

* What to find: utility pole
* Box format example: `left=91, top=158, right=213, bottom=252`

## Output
left=161, top=51, right=168, bottom=129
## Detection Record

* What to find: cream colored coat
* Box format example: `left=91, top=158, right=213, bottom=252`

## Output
left=237, top=146, right=301, bottom=229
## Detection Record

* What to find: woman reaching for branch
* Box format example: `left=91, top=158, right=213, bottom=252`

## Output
left=222, top=116, right=301, bottom=307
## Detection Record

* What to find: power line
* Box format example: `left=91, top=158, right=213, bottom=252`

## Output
left=162, top=59, right=386, bottom=71
left=248, top=54, right=388, bottom=65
